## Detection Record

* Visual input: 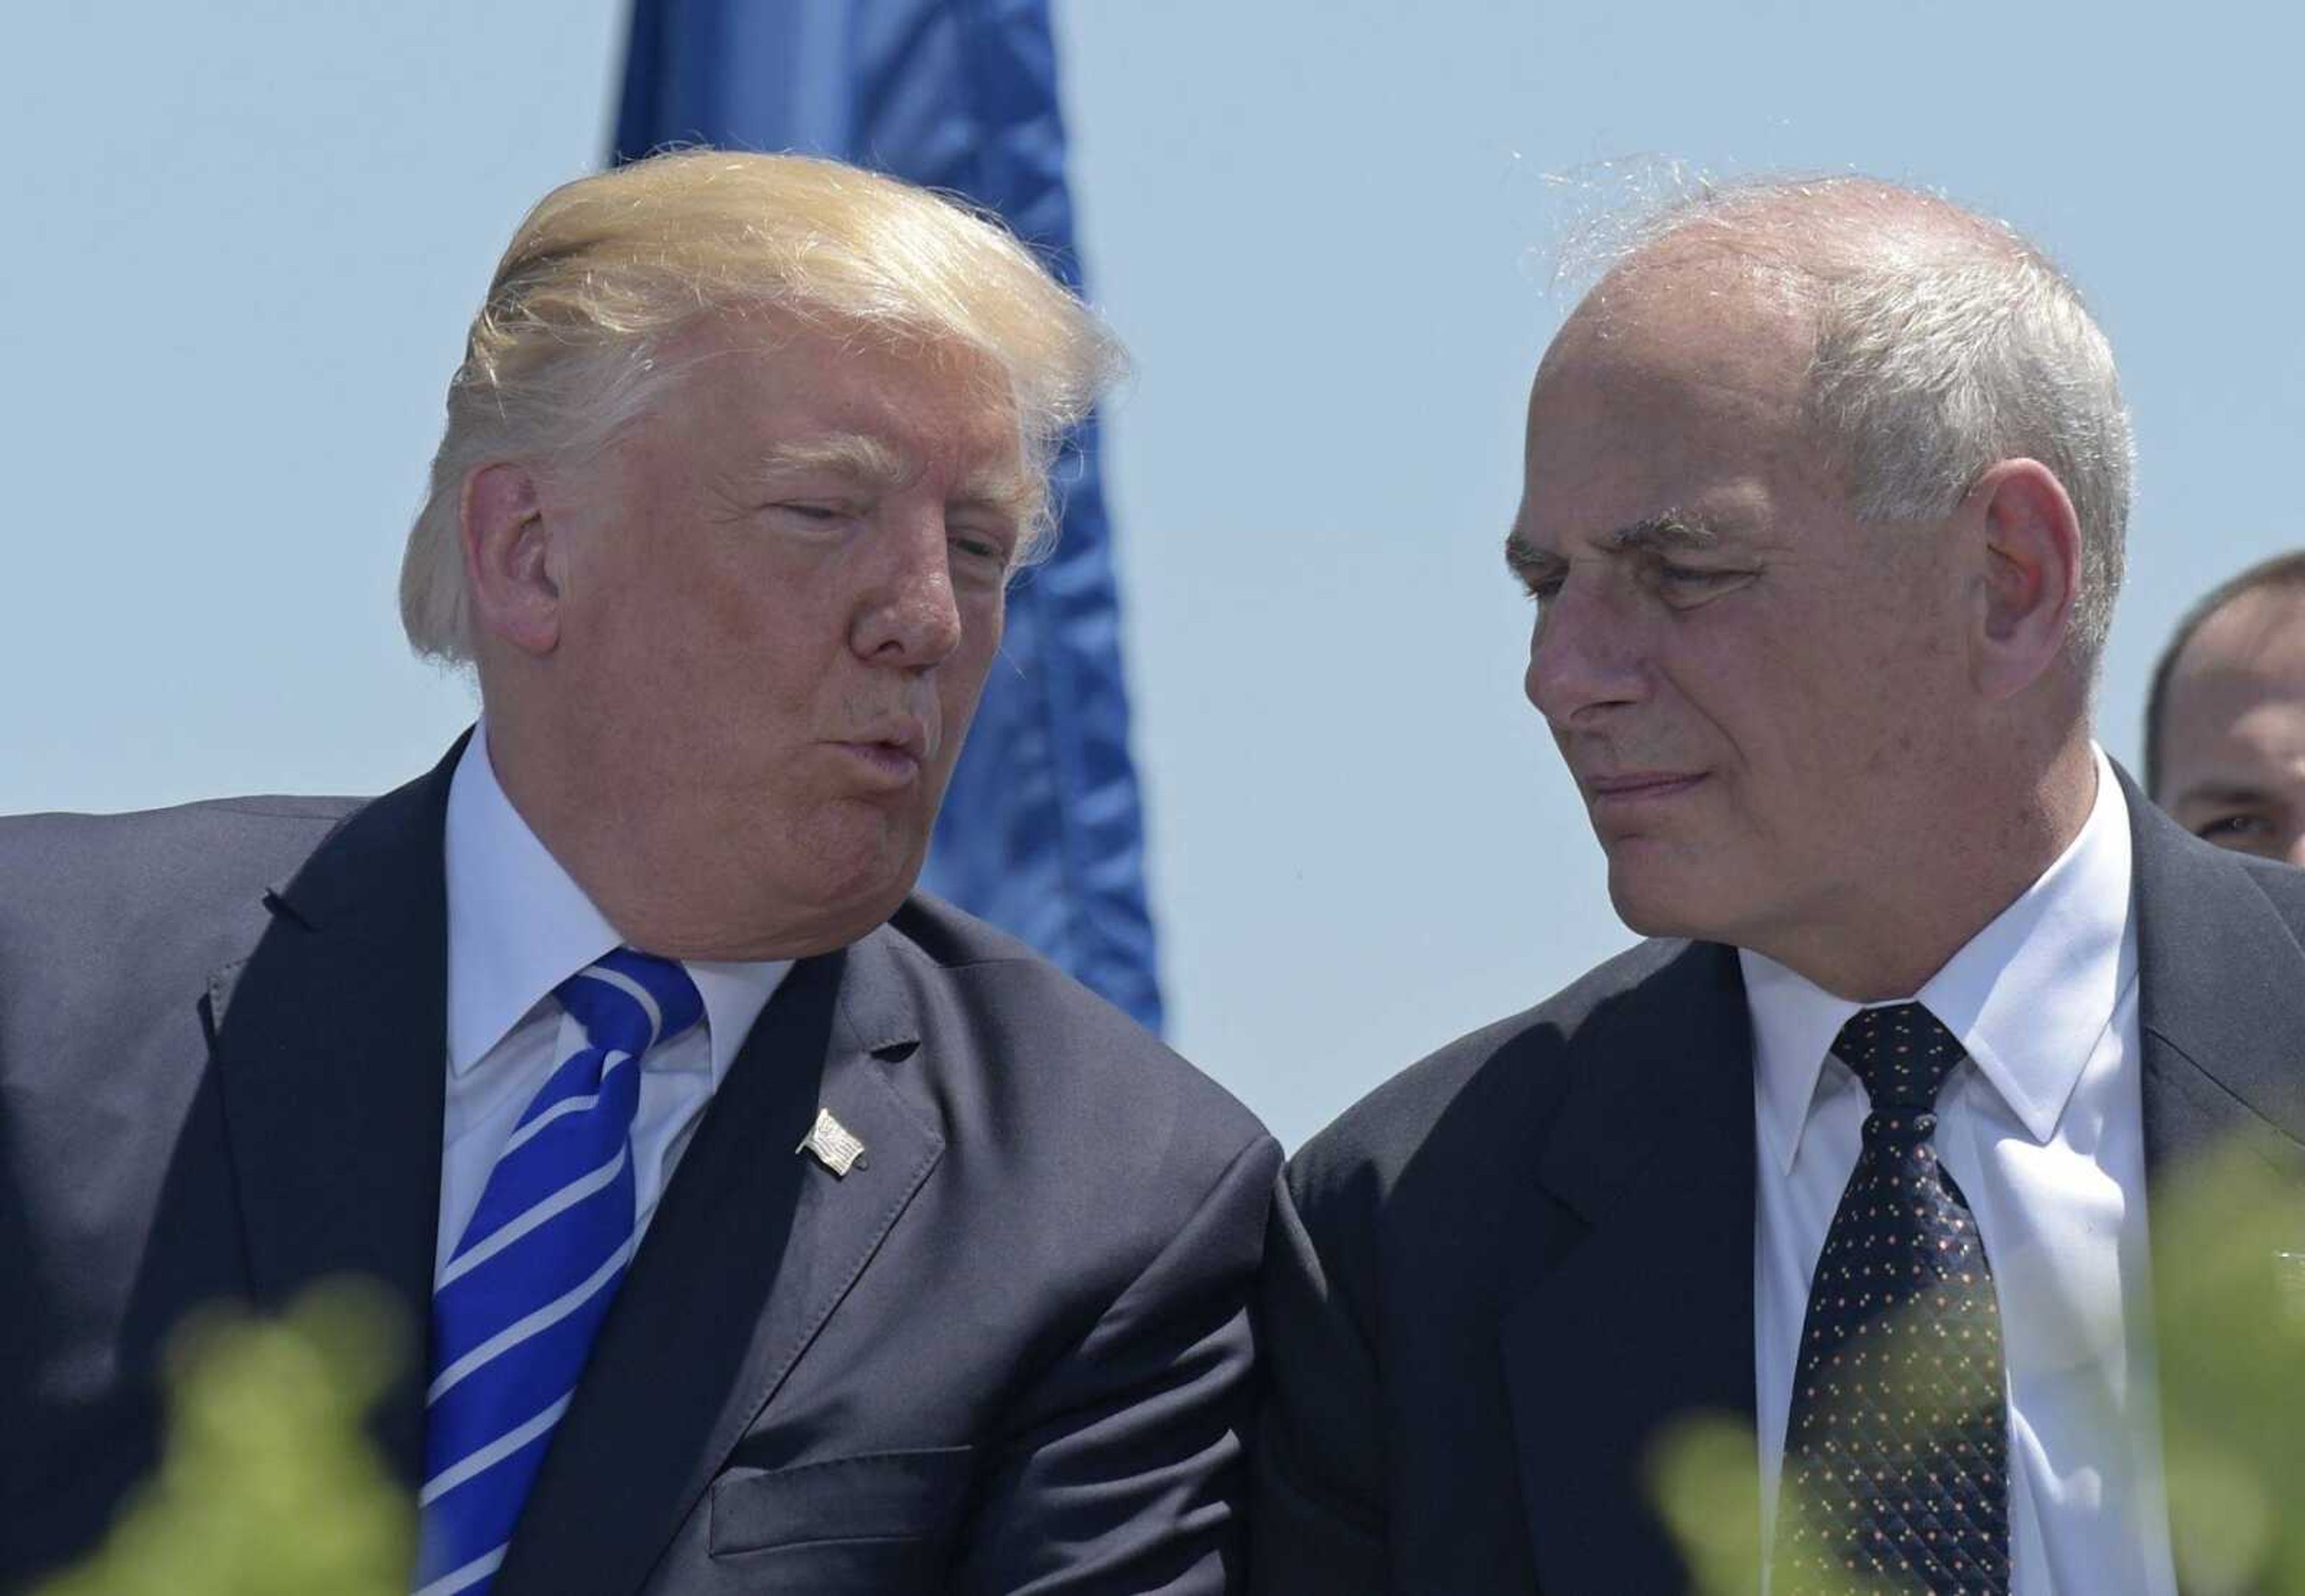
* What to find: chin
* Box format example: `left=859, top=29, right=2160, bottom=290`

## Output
left=788, top=838, right=926, bottom=945
left=720, top=875, right=910, bottom=961
left=836, top=870, right=918, bottom=941
left=1605, top=859, right=1729, bottom=944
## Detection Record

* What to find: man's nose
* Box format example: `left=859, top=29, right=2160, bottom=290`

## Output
left=852, top=512, right=966, bottom=668
left=1524, top=575, right=1645, bottom=726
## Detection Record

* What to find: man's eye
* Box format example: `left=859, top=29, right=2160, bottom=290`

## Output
left=1652, top=563, right=1749, bottom=604
left=953, top=522, right=1013, bottom=557
left=1510, top=565, right=1564, bottom=603
left=773, top=502, right=848, bottom=524
left=2199, top=813, right=2273, bottom=842
left=950, top=531, right=1016, bottom=576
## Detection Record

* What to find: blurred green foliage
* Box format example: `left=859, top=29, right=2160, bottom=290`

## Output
left=37, top=1140, right=2305, bottom=1595
left=2152, top=1142, right=2305, bottom=1595
left=35, top=1280, right=414, bottom=1596
left=1647, top=1413, right=1765, bottom=1596
left=1650, top=1139, right=2305, bottom=1595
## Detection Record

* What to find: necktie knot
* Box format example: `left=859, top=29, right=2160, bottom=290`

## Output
left=1831, top=1001, right=1964, bottom=1113
left=553, top=947, right=705, bottom=1061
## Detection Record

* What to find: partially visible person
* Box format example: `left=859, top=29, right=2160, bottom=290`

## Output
left=1252, top=173, right=2305, bottom=1596
left=2145, top=550, right=2305, bottom=864
left=3, top=151, right=1277, bottom=1596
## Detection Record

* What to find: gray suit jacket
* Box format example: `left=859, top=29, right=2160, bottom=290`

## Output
left=2, top=741, right=1278, bottom=1594
left=1251, top=769, right=2305, bottom=1594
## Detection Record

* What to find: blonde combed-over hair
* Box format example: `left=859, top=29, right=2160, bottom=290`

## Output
left=400, top=149, right=1125, bottom=665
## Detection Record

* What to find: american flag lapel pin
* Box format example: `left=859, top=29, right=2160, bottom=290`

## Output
left=798, top=1107, right=868, bottom=1178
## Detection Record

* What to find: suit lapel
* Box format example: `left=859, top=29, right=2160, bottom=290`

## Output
left=206, top=740, right=463, bottom=1491
left=1499, top=942, right=1758, bottom=1595
left=496, top=924, right=945, bottom=1596
left=2125, top=767, right=2305, bottom=1188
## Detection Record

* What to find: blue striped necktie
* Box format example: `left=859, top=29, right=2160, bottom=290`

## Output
left=414, top=947, right=705, bottom=1596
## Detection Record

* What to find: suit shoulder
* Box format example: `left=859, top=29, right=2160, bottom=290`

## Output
left=1289, top=936, right=1698, bottom=1209
left=2235, top=851, right=2305, bottom=932
left=875, top=893, right=1270, bottom=1159
left=2136, top=792, right=2305, bottom=948
left=0, top=796, right=357, bottom=947
left=882, top=890, right=1064, bottom=972
left=0, top=794, right=358, bottom=881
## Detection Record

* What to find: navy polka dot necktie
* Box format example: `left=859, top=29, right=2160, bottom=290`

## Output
left=1773, top=1002, right=2010, bottom=1596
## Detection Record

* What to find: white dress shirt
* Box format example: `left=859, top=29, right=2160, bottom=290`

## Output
left=434, top=727, right=793, bottom=1283
left=1745, top=748, right=2179, bottom=1596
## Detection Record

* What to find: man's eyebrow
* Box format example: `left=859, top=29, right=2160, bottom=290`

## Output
left=1505, top=511, right=1722, bottom=579
left=1504, top=529, right=1564, bottom=579
left=758, top=433, right=909, bottom=483
left=1599, top=511, right=1722, bottom=554
left=1502, top=528, right=1547, bottom=564
left=951, top=465, right=1037, bottom=522
left=757, top=435, right=1033, bottom=520
left=2172, top=780, right=2278, bottom=810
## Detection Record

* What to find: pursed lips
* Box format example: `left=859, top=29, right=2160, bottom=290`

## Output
left=847, top=718, right=932, bottom=762
left=1582, top=770, right=1707, bottom=806
left=827, top=718, right=935, bottom=786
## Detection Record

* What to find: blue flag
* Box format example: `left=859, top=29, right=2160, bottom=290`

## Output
left=613, top=0, right=1165, bottom=1033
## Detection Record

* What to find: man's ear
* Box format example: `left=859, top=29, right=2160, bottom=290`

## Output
left=461, top=461, right=562, bottom=657
left=1966, top=458, right=2082, bottom=700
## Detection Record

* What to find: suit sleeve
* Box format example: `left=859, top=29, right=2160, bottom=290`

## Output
left=1248, top=1171, right=1390, bottom=1596
left=951, top=1130, right=1283, bottom=1595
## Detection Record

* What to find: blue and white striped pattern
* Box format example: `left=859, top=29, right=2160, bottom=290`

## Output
left=413, top=947, right=704, bottom=1596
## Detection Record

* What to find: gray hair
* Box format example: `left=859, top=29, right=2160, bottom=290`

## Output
left=1577, top=175, right=2133, bottom=663
left=400, top=149, right=1125, bottom=666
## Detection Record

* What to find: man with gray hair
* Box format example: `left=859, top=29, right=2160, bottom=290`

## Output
left=1252, top=176, right=2305, bottom=1594
left=3, top=152, right=1277, bottom=1595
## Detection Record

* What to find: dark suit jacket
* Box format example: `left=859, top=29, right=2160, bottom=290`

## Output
left=1250, top=772, right=2305, bottom=1594
left=1, top=742, right=1279, bottom=1594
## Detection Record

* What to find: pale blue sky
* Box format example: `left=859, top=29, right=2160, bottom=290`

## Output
left=5, top=1, right=2298, bottom=1147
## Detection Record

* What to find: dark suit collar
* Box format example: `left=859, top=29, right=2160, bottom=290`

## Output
left=2121, top=763, right=2305, bottom=1179
left=828, top=920, right=927, bottom=1055
left=495, top=914, right=944, bottom=1596
left=206, top=732, right=467, bottom=1490
left=1500, top=940, right=1758, bottom=1596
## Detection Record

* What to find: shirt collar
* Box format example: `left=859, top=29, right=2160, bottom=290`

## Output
left=442, top=725, right=793, bottom=1080
left=1744, top=745, right=2136, bottom=1174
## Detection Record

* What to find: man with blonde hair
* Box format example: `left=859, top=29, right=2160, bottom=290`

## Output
left=1253, top=176, right=2305, bottom=1594
left=4, top=152, right=1276, bottom=1595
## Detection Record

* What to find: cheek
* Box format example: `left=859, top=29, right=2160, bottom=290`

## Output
left=1682, top=649, right=1867, bottom=816
left=946, top=595, right=1006, bottom=697
left=689, top=549, right=771, bottom=639
left=685, top=577, right=838, bottom=708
